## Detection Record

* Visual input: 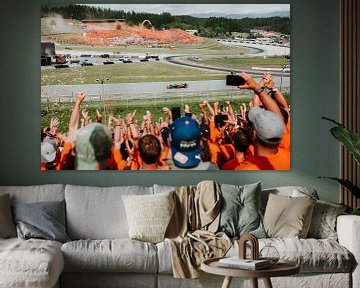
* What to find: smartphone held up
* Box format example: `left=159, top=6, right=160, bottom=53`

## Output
left=226, top=74, right=245, bottom=86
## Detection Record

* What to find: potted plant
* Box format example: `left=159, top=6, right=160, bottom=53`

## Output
left=320, top=117, right=360, bottom=215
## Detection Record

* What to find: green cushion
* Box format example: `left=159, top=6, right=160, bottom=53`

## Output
left=307, top=200, right=347, bottom=240
left=218, top=182, right=266, bottom=238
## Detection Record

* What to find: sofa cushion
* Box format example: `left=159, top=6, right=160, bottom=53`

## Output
left=61, top=239, right=158, bottom=273
left=263, top=193, right=316, bottom=238
left=156, top=241, right=173, bottom=274
left=65, top=185, right=153, bottom=239
left=307, top=200, right=347, bottom=240
left=12, top=200, right=70, bottom=243
left=262, top=238, right=354, bottom=273
left=153, top=184, right=177, bottom=194
left=218, top=182, right=266, bottom=238
left=224, top=238, right=354, bottom=274
left=157, top=238, right=353, bottom=274
left=0, top=194, right=16, bottom=238
left=122, top=191, right=175, bottom=243
left=0, top=184, right=65, bottom=204
left=261, top=186, right=319, bottom=213
left=0, top=238, right=63, bottom=288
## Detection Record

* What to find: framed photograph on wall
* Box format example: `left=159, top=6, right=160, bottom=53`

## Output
left=40, top=4, right=290, bottom=171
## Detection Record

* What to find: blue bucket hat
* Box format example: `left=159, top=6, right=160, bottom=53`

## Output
left=170, top=116, right=201, bottom=168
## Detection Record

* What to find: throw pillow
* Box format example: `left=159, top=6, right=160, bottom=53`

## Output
left=218, top=182, right=266, bottom=238
left=122, top=191, right=175, bottom=243
left=261, top=186, right=319, bottom=214
left=0, top=194, right=17, bottom=238
left=12, top=200, right=70, bottom=243
left=307, top=200, right=347, bottom=240
left=263, top=193, right=316, bottom=238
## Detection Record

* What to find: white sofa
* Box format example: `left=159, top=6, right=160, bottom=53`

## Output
left=0, top=184, right=359, bottom=288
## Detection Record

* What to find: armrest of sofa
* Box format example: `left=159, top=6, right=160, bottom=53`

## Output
left=337, top=215, right=360, bottom=288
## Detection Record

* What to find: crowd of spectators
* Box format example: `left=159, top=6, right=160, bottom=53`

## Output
left=41, top=72, right=290, bottom=170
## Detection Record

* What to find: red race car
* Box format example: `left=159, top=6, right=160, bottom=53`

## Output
left=167, top=83, right=188, bottom=89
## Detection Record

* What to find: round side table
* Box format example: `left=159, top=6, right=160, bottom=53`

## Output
left=201, top=257, right=300, bottom=288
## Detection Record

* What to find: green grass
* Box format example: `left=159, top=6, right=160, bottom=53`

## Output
left=41, top=61, right=226, bottom=85
left=41, top=55, right=290, bottom=86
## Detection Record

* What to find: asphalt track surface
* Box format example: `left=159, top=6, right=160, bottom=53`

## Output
left=163, top=55, right=289, bottom=76
left=163, top=41, right=290, bottom=76
left=41, top=77, right=290, bottom=103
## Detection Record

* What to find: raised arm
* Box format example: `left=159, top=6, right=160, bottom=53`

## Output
left=114, top=123, right=124, bottom=150
left=108, top=113, right=119, bottom=133
left=238, top=72, right=282, bottom=117
left=126, top=110, right=140, bottom=140
left=204, top=100, right=215, bottom=121
left=162, top=107, right=172, bottom=123
left=261, top=73, right=289, bottom=110
left=81, top=109, right=91, bottom=126
left=68, top=92, right=85, bottom=136
left=225, top=101, right=234, bottom=117
left=96, top=109, right=103, bottom=124
left=183, top=104, right=192, bottom=117
left=199, top=102, right=209, bottom=124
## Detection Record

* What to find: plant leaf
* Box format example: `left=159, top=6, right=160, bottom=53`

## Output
left=321, top=116, right=345, bottom=127
left=319, top=177, right=360, bottom=198
left=330, top=126, right=360, bottom=165
left=322, top=116, right=360, bottom=165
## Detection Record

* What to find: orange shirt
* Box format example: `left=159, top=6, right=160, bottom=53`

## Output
left=221, top=155, right=245, bottom=170
left=237, top=148, right=290, bottom=170
left=208, top=141, right=220, bottom=164
left=113, top=148, right=140, bottom=170
left=113, top=149, right=126, bottom=170
left=217, top=143, right=235, bottom=167
left=209, top=120, right=220, bottom=143
left=280, top=120, right=290, bottom=151
left=56, top=142, right=73, bottom=170
left=159, top=146, right=171, bottom=166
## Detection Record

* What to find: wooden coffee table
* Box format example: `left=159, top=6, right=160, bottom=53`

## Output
left=201, top=257, right=300, bottom=288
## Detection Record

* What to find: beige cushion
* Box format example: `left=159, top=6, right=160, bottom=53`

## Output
left=122, top=191, right=175, bottom=243
left=263, top=193, right=316, bottom=238
left=261, top=186, right=319, bottom=214
left=0, top=194, right=16, bottom=238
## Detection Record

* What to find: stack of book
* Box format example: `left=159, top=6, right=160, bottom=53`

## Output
left=218, top=257, right=271, bottom=270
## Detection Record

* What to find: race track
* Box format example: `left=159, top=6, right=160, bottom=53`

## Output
left=41, top=42, right=290, bottom=102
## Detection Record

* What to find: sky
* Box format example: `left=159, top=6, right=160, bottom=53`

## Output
left=83, top=4, right=290, bottom=16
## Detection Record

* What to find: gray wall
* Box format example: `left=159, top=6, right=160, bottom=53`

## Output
left=0, top=0, right=340, bottom=203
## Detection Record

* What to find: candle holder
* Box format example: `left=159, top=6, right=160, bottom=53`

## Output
left=238, top=234, right=259, bottom=260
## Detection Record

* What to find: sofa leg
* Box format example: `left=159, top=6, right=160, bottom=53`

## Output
left=251, top=278, right=258, bottom=288
left=221, top=276, right=232, bottom=288
left=263, top=277, right=273, bottom=288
